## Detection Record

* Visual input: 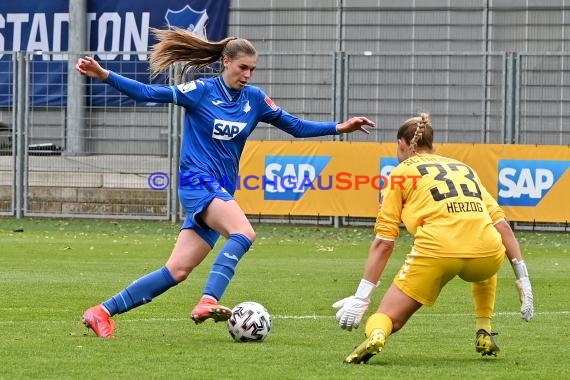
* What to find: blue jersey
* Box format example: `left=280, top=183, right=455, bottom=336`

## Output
left=105, top=72, right=339, bottom=193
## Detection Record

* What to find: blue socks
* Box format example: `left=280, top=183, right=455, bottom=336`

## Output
left=102, top=266, right=177, bottom=316
left=204, top=233, right=252, bottom=300
left=100, top=234, right=252, bottom=315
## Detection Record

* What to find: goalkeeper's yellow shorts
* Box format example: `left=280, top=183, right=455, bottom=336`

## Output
left=393, top=249, right=504, bottom=306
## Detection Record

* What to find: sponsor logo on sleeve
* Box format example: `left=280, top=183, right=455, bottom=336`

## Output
left=177, top=81, right=197, bottom=93
left=264, top=96, right=279, bottom=111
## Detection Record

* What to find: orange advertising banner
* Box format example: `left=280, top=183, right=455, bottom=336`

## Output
left=235, top=141, right=570, bottom=223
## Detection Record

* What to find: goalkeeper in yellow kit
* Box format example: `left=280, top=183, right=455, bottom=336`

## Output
left=334, top=112, right=534, bottom=364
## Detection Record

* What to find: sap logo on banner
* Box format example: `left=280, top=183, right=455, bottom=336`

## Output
left=498, top=160, right=570, bottom=206
left=264, top=156, right=331, bottom=201
left=379, top=157, right=399, bottom=187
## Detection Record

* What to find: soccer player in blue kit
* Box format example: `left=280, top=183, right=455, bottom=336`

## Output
left=76, top=27, right=375, bottom=337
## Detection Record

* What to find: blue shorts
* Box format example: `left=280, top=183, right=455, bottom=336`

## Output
left=179, top=177, right=234, bottom=248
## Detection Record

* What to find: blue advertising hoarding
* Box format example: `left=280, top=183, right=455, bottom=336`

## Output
left=0, top=0, right=229, bottom=106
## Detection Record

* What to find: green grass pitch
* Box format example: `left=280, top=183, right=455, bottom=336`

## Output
left=0, top=218, right=568, bottom=379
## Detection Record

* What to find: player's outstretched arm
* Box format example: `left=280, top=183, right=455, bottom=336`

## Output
left=76, top=56, right=174, bottom=103
left=336, top=116, right=376, bottom=134
left=76, top=56, right=109, bottom=81
left=494, top=219, right=534, bottom=321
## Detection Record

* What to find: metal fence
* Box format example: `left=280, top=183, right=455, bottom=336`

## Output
left=517, top=53, right=570, bottom=145
left=342, top=52, right=507, bottom=143
left=230, top=1, right=570, bottom=55
left=0, top=52, right=14, bottom=216
left=0, top=49, right=569, bottom=221
left=1, top=52, right=175, bottom=219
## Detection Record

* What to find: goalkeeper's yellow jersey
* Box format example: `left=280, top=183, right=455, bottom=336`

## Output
left=375, top=153, right=505, bottom=258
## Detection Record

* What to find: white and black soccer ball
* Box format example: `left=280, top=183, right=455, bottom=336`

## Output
left=227, top=301, right=272, bottom=342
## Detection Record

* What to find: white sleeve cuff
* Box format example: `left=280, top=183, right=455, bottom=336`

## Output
left=355, top=278, right=378, bottom=300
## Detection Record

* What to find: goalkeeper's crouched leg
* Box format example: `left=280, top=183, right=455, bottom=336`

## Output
left=344, top=313, right=393, bottom=364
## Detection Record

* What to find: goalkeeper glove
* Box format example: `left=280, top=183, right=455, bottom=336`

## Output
left=512, top=259, right=534, bottom=322
left=332, top=279, right=378, bottom=331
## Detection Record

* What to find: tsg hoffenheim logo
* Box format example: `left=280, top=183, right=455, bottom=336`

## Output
left=498, top=160, right=569, bottom=206
left=264, top=156, right=331, bottom=201
left=165, top=5, right=209, bottom=38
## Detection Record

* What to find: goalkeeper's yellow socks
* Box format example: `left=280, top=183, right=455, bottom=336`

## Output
left=365, top=312, right=393, bottom=338
left=472, top=274, right=497, bottom=322
left=476, top=317, right=492, bottom=332
left=344, top=312, right=393, bottom=364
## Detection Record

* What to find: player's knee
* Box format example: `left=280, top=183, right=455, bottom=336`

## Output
left=173, top=269, right=191, bottom=282
left=165, top=262, right=195, bottom=282
left=226, top=223, right=256, bottom=243
left=238, top=228, right=256, bottom=243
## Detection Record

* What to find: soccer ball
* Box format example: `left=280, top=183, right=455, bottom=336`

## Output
left=227, top=301, right=272, bottom=342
